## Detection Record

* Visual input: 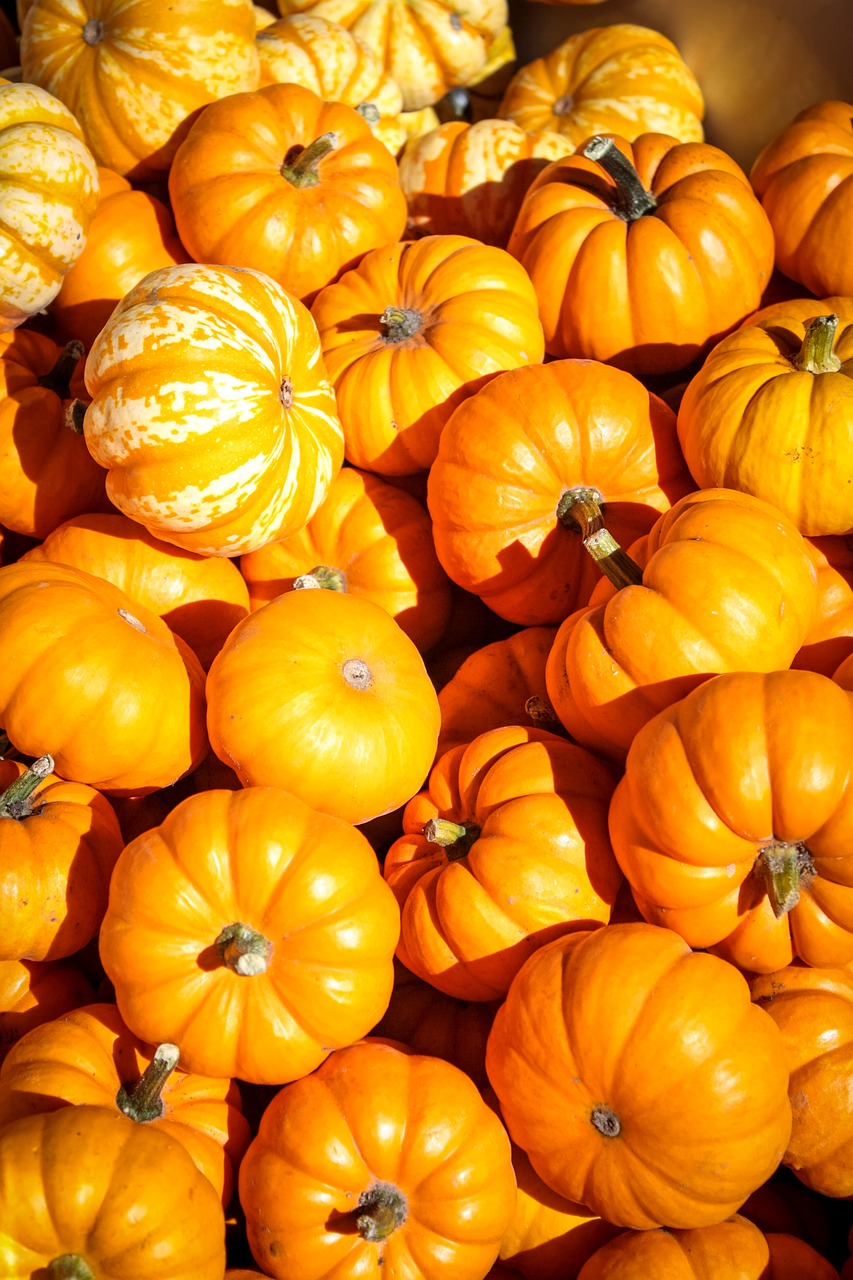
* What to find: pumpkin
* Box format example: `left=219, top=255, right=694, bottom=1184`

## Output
left=383, top=725, right=622, bottom=1001
left=498, top=25, right=703, bottom=144
left=20, top=0, right=260, bottom=180
left=486, top=923, right=792, bottom=1230
left=23, top=511, right=250, bottom=670
left=256, top=15, right=406, bottom=155
left=0, top=957, right=95, bottom=1064
left=427, top=357, right=692, bottom=625
left=206, top=589, right=440, bottom=826
left=0, top=78, right=99, bottom=331
left=0, top=1001, right=250, bottom=1205
left=50, top=165, right=188, bottom=351
left=576, top=1216, right=776, bottom=1278
left=750, top=101, right=853, bottom=297
left=311, top=233, right=544, bottom=475
left=764, top=1235, right=840, bottom=1280
left=239, top=1038, right=517, bottom=1279
left=0, top=559, right=208, bottom=794
left=608, top=669, right=853, bottom=972
left=545, top=488, right=820, bottom=761
left=0, top=327, right=107, bottom=538
left=398, top=118, right=570, bottom=247
left=677, top=312, right=853, bottom=535
left=274, top=0, right=507, bottom=112
left=83, top=262, right=344, bottom=557
left=792, top=535, right=853, bottom=677
left=239, top=465, right=451, bottom=652
left=739, top=1176, right=834, bottom=1258
left=98, top=786, right=401, bottom=1084
left=168, top=82, right=407, bottom=307
left=0, top=1104, right=226, bottom=1278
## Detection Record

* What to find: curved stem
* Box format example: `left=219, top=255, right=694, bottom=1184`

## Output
left=116, top=1043, right=180, bottom=1123
left=281, top=133, right=337, bottom=188
left=216, top=922, right=273, bottom=976
left=556, top=486, right=644, bottom=590
left=293, top=565, right=348, bottom=593
left=0, top=754, right=53, bottom=820
left=38, top=340, right=84, bottom=397
left=381, top=306, right=423, bottom=343
left=47, top=1257, right=95, bottom=1280
left=755, top=841, right=815, bottom=918
left=583, top=136, right=657, bottom=221
left=423, top=817, right=480, bottom=859
left=355, top=1181, right=408, bottom=1242
left=794, top=314, right=841, bottom=374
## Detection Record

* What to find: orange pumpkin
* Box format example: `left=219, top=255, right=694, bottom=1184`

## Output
left=83, top=262, right=344, bottom=556
left=206, top=589, right=440, bottom=826
left=508, top=132, right=775, bottom=372
left=0, top=957, right=95, bottom=1065
left=239, top=1038, right=517, bottom=1279
left=168, top=82, right=407, bottom=306
left=739, top=1176, right=834, bottom=1258
left=311, top=233, right=544, bottom=474
left=486, top=923, right=792, bottom=1230
left=763, top=1235, right=840, bottom=1280
left=608, top=669, right=853, bottom=973
left=99, top=786, right=401, bottom=1084
left=575, top=1216, right=777, bottom=1278
left=793, top=535, right=853, bottom=677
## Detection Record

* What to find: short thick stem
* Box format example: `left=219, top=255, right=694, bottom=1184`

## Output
left=590, top=1104, right=621, bottom=1138
left=423, top=817, right=480, bottom=858
left=342, top=657, right=372, bottom=690
left=216, top=922, right=272, bottom=976
left=0, top=754, right=53, bottom=820
left=65, top=398, right=87, bottom=434
left=355, top=1181, right=408, bottom=1243
left=583, top=135, right=657, bottom=221
left=293, top=565, right=347, bottom=593
left=116, top=1043, right=180, bottom=1123
left=47, top=1257, right=95, bottom=1280
left=556, top=486, right=644, bottom=589
left=38, top=340, right=84, bottom=397
left=281, top=133, right=337, bottom=188
left=525, top=694, right=558, bottom=725
left=794, top=314, right=842, bottom=374
left=755, top=841, right=815, bottom=918
left=380, top=306, right=423, bottom=343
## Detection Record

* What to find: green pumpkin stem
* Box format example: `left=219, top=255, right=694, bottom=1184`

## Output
left=583, top=135, right=657, bottom=221
left=355, top=1181, right=408, bottom=1243
left=38, top=340, right=85, bottom=397
left=794, top=314, right=842, bottom=374
left=216, top=922, right=273, bottom=976
left=280, top=133, right=337, bottom=187
left=0, top=753, right=53, bottom=819
left=293, top=565, right=348, bottom=593
left=756, top=841, right=816, bottom=918
left=556, top=486, right=644, bottom=589
left=47, top=1256, right=95, bottom=1280
left=381, top=306, right=424, bottom=343
left=423, top=817, right=481, bottom=858
left=115, top=1043, right=180, bottom=1123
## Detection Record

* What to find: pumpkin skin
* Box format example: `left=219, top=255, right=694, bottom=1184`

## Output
left=0, top=958, right=95, bottom=1065
left=0, top=1104, right=226, bottom=1279
left=398, top=118, right=570, bottom=247
left=764, top=1235, right=840, bottom=1280
left=0, top=79, right=99, bottom=331
left=239, top=1039, right=517, bottom=1280
left=498, top=24, right=704, bottom=145
left=383, top=725, right=622, bottom=1001
left=239, top=465, right=451, bottom=652
left=508, top=132, right=775, bottom=372
left=546, top=488, right=820, bottom=762
left=749, top=101, right=853, bottom=297
left=739, top=1177, right=834, bottom=1258
left=83, top=262, right=344, bottom=557
left=792, top=535, right=853, bottom=677
left=206, top=589, right=440, bottom=826
left=427, top=358, right=692, bottom=625
left=311, top=233, right=545, bottom=475
left=0, top=559, right=208, bottom=794
left=50, top=165, right=189, bottom=351
left=0, top=1002, right=250, bottom=1205
left=677, top=312, right=853, bottom=536
left=23, top=511, right=250, bottom=671
left=608, top=669, right=853, bottom=973
left=99, top=787, right=401, bottom=1084
left=486, top=923, right=792, bottom=1231
left=20, top=0, right=260, bottom=180
left=575, top=1215, right=771, bottom=1279
left=168, top=82, right=407, bottom=307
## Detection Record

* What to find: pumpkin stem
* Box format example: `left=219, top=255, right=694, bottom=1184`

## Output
left=342, top=657, right=373, bottom=690
left=0, top=753, right=53, bottom=820
left=755, top=841, right=816, bottom=918
left=215, top=922, right=273, bottom=976
left=423, top=817, right=480, bottom=858
left=380, top=306, right=424, bottom=343
left=47, top=1256, right=95, bottom=1280
left=355, top=1180, right=408, bottom=1242
left=293, top=565, right=348, bottom=593
left=556, top=486, right=644, bottom=589
left=525, top=694, right=559, bottom=726
left=583, top=136, right=657, bottom=221
left=793, top=314, right=842, bottom=374
left=82, top=17, right=104, bottom=45
left=65, top=398, right=88, bottom=434
left=38, top=340, right=84, bottom=398
left=280, top=133, right=337, bottom=188
left=115, top=1043, right=180, bottom=1123
left=590, top=1104, right=621, bottom=1138
left=356, top=101, right=380, bottom=125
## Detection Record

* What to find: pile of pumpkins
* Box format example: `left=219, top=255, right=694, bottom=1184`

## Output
left=1, top=0, right=853, bottom=1276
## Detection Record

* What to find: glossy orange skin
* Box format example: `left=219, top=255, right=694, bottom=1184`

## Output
left=51, top=166, right=188, bottom=351
left=751, top=964, right=853, bottom=1198
left=239, top=1039, right=517, bottom=1280
left=677, top=312, right=853, bottom=536
left=486, top=924, right=792, bottom=1230
left=750, top=101, right=853, bottom=297
left=793, top=535, right=853, bottom=677
left=311, top=233, right=545, bottom=474
left=0, top=1001, right=250, bottom=1205
left=99, top=787, right=401, bottom=1085
left=239, top=465, right=451, bottom=653
left=0, top=559, right=208, bottom=794
left=508, top=133, right=774, bottom=372
left=546, top=489, right=820, bottom=761
left=0, top=758, right=123, bottom=962
left=384, top=725, right=621, bottom=1001
left=427, top=358, right=692, bottom=624
left=0, top=1104, right=226, bottom=1278
left=169, top=82, right=407, bottom=306
left=206, top=589, right=440, bottom=826
left=0, top=326, right=107, bottom=537
left=576, top=1216, right=771, bottom=1278
left=608, top=670, right=853, bottom=972
left=23, top=511, right=250, bottom=670
left=0, top=958, right=95, bottom=1065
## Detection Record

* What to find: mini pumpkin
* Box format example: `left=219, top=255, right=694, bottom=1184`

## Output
left=0, top=957, right=95, bottom=1064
